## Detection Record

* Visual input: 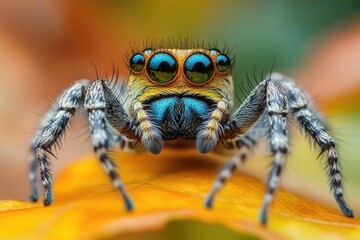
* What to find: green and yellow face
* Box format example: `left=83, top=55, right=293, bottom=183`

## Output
left=127, top=48, right=234, bottom=108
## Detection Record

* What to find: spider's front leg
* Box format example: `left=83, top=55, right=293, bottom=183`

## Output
left=31, top=80, right=90, bottom=205
left=204, top=80, right=268, bottom=209
left=196, top=98, right=230, bottom=154
left=204, top=79, right=291, bottom=225
left=85, top=80, right=137, bottom=211
left=84, top=79, right=163, bottom=211
left=204, top=115, right=268, bottom=208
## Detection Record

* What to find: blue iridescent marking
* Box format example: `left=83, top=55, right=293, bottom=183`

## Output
left=150, top=97, right=209, bottom=124
left=182, top=97, right=208, bottom=119
left=150, top=97, right=178, bottom=121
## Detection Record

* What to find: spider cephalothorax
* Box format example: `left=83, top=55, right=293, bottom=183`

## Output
left=28, top=45, right=354, bottom=225
left=126, top=48, right=234, bottom=154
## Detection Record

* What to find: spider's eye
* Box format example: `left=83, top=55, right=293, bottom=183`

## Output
left=146, top=52, right=178, bottom=84
left=209, top=48, right=220, bottom=55
left=130, top=53, right=145, bottom=72
left=215, top=54, right=231, bottom=73
left=143, top=48, right=153, bottom=54
left=184, top=53, right=214, bottom=85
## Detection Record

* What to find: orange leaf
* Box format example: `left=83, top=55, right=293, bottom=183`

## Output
left=0, top=149, right=359, bottom=239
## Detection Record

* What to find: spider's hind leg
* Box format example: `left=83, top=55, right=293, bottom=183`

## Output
left=29, top=104, right=60, bottom=202
left=31, top=80, right=90, bottom=205
left=274, top=73, right=354, bottom=218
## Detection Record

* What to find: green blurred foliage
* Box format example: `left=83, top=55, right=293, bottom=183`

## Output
left=94, top=0, right=360, bottom=102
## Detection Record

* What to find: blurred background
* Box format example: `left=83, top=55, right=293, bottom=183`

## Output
left=0, top=0, right=359, bottom=218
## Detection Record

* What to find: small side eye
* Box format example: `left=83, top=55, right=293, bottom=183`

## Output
left=147, top=52, right=178, bottom=84
left=143, top=48, right=154, bottom=54
left=184, top=53, right=214, bottom=85
left=209, top=48, right=220, bottom=55
left=215, top=54, right=231, bottom=73
left=130, top=53, right=145, bottom=72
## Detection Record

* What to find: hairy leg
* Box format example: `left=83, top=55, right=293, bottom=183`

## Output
left=271, top=73, right=353, bottom=217
left=29, top=104, right=60, bottom=202
left=85, top=80, right=134, bottom=210
left=207, top=78, right=290, bottom=225
left=33, top=80, right=89, bottom=205
left=258, top=81, right=290, bottom=225
left=204, top=115, right=268, bottom=208
left=196, top=98, right=230, bottom=154
left=132, top=100, right=163, bottom=154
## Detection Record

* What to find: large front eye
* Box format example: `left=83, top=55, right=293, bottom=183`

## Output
left=146, top=52, right=178, bottom=84
left=184, top=53, right=214, bottom=85
left=215, top=54, right=231, bottom=73
left=130, top=53, right=146, bottom=72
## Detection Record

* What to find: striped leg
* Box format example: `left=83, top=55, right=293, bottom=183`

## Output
left=34, top=80, right=89, bottom=205
left=132, top=100, right=163, bottom=154
left=272, top=72, right=353, bottom=218
left=107, top=124, right=139, bottom=152
left=85, top=80, right=133, bottom=211
left=204, top=144, right=251, bottom=208
left=29, top=104, right=59, bottom=202
left=204, top=115, right=267, bottom=208
left=295, top=108, right=353, bottom=217
left=206, top=79, right=289, bottom=225
left=258, top=81, right=290, bottom=225
left=197, top=98, right=230, bottom=154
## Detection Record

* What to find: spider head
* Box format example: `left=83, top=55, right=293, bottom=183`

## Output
left=128, top=48, right=234, bottom=105
left=127, top=48, right=234, bottom=139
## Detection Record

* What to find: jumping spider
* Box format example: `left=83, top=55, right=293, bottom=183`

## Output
left=28, top=46, right=354, bottom=225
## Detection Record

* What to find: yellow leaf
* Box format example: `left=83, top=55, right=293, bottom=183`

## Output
left=0, top=149, right=359, bottom=240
